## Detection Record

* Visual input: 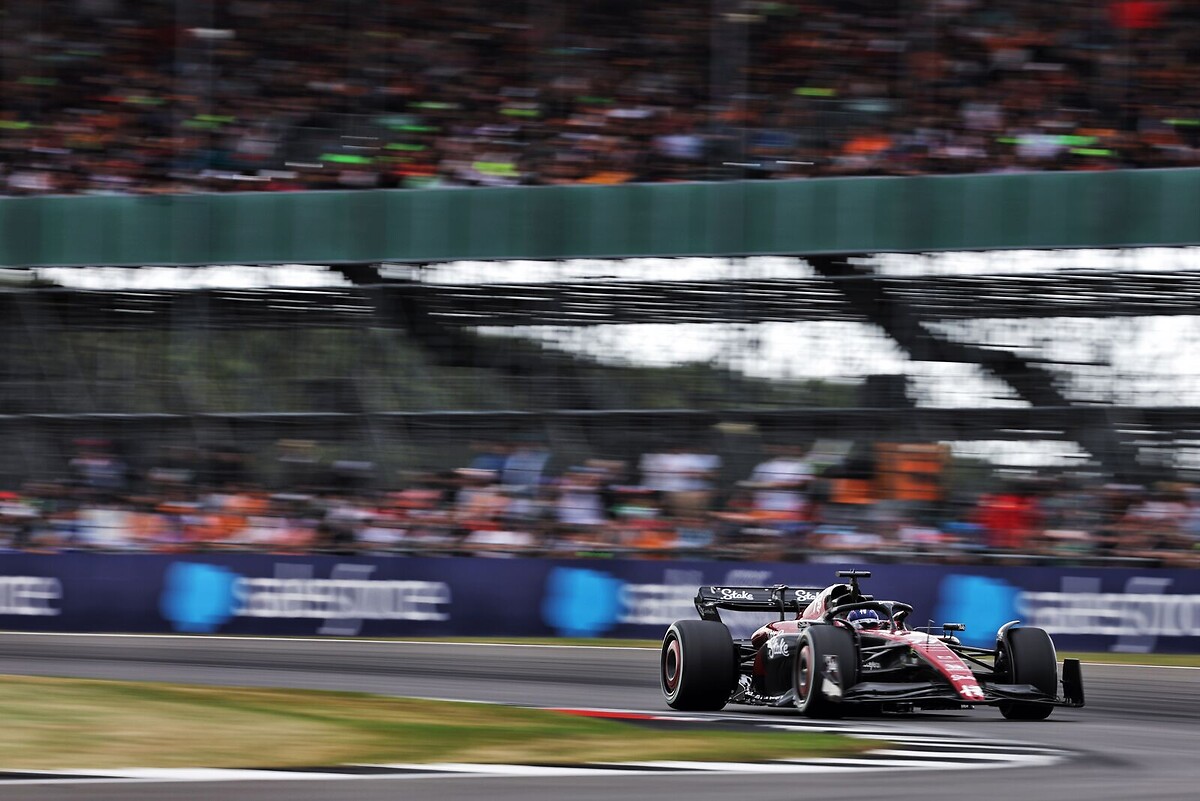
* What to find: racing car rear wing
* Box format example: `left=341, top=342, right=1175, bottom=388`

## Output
left=695, top=585, right=824, bottom=622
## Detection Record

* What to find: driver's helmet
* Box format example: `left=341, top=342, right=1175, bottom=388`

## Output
left=847, top=608, right=883, bottom=630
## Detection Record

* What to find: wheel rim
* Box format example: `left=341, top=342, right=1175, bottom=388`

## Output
left=663, top=638, right=682, bottom=693
left=796, top=644, right=812, bottom=703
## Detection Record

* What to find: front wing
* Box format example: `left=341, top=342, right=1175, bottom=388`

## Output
left=841, top=681, right=1080, bottom=708
left=833, top=658, right=1085, bottom=709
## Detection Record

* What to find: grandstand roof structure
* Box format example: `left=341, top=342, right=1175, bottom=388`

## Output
left=4, top=254, right=1197, bottom=482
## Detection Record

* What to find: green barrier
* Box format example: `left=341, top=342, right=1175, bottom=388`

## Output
left=3, top=169, right=1199, bottom=267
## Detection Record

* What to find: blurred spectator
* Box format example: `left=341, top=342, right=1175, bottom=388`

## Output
left=0, top=492, right=38, bottom=549
left=461, top=527, right=536, bottom=557
left=466, top=441, right=510, bottom=474
left=639, top=447, right=721, bottom=515
left=743, top=444, right=814, bottom=524
left=500, top=439, right=550, bottom=495
left=555, top=466, right=609, bottom=529
left=974, top=482, right=1042, bottom=551
left=3, top=433, right=1199, bottom=567
left=69, top=439, right=127, bottom=495
left=5, top=0, right=1200, bottom=198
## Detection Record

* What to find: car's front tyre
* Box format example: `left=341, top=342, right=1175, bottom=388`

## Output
left=997, top=626, right=1057, bottom=721
left=660, top=620, right=737, bottom=711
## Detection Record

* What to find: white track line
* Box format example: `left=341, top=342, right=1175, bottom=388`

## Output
left=0, top=631, right=653, bottom=651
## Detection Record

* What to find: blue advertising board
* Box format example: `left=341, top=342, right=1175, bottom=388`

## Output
left=0, top=553, right=1197, bottom=653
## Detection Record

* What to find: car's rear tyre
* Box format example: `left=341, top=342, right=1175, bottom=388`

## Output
left=997, top=626, right=1057, bottom=721
left=794, top=625, right=858, bottom=719
left=660, top=620, right=737, bottom=711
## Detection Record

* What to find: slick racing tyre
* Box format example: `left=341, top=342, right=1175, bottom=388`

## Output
left=794, top=624, right=858, bottom=719
left=997, top=626, right=1058, bottom=721
left=661, top=620, right=737, bottom=711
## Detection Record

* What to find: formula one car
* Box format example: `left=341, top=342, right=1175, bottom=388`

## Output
left=660, top=570, right=1084, bottom=719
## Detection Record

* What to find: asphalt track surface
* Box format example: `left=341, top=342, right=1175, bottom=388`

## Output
left=0, top=633, right=1198, bottom=801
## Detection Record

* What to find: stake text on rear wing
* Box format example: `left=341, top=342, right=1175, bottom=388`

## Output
left=695, top=585, right=823, bottom=622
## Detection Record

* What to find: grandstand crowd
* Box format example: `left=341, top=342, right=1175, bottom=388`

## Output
left=1, top=437, right=1196, bottom=568
left=3, top=1, right=1197, bottom=568
left=3, top=0, right=1200, bottom=194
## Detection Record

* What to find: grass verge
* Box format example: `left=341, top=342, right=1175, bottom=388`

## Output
left=0, top=675, right=878, bottom=770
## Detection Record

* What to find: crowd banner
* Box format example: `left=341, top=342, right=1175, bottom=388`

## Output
left=0, top=553, right=1197, bottom=653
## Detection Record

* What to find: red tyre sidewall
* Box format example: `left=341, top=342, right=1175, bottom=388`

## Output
left=795, top=643, right=813, bottom=705
left=661, top=625, right=684, bottom=702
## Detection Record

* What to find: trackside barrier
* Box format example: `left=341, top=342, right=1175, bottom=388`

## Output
left=0, top=553, right=1197, bottom=653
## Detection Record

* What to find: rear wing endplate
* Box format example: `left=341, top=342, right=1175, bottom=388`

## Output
left=694, top=585, right=824, bottom=622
